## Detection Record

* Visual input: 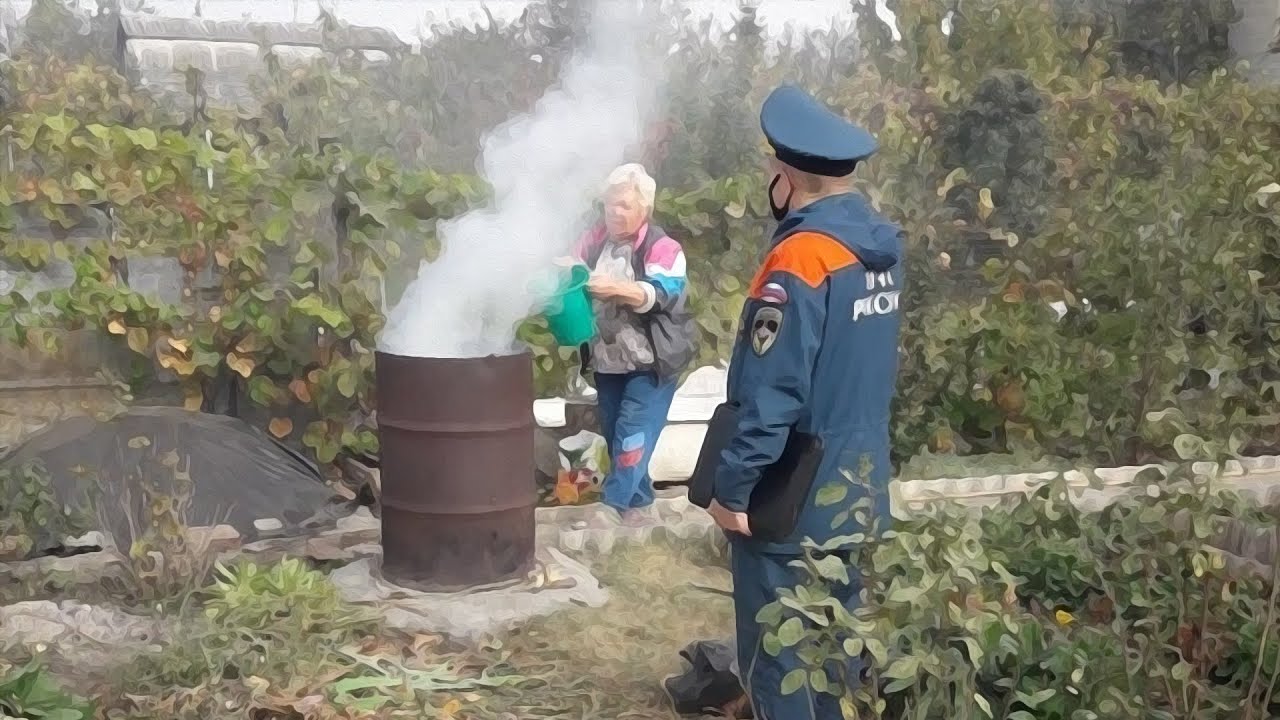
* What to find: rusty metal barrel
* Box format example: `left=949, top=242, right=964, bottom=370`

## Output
left=374, top=351, right=536, bottom=592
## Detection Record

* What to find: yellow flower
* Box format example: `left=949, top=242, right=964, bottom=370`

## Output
left=1055, top=610, right=1075, bottom=626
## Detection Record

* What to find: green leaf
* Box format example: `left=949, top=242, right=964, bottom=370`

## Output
left=811, top=554, right=850, bottom=585
left=973, top=693, right=993, bottom=717
left=292, top=184, right=333, bottom=215
left=264, top=214, right=291, bottom=244
left=883, top=656, right=919, bottom=680
left=123, top=127, right=158, bottom=150
left=864, top=638, right=888, bottom=665
left=347, top=695, right=392, bottom=712
left=887, top=584, right=926, bottom=604
left=829, top=510, right=850, bottom=530
left=962, top=637, right=984, bottom=664
left=332, top=675, right=400, bottom=693
left=809, top=670, right=830, bottom=694
left=69, top=173, right=99, bottom=192
left=842, top=638, right=864, bottom=657
left=1015, top=689, right=1056, bottom=708
left=42, top=114, right=77, bottom=134
left=777, top=617, right=805, bottom=648
left=755, top=602, right=783, bottom=627
left=884, top=676, right=915, bottom=694
left=815, top=483, right=848, bottom=507
left=780, top=669, right=807, bottom=696
left=337, top=370, right=358, bottom=398
left=762, top=632, right=783, bottom=657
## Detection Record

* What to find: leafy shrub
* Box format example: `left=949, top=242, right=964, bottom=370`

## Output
left=129, top=558, right=377, bottom=691
left=1, top=0, right=1278, bottom=473
left=203, top=557, right=375, bottom=635
left=760, top=477, right=1280, bottom=719
left=0, top=460, right=92, bottom=561
left=0, top=660, right=95, bottom=720
left=117, top=558, right=518, bottom=719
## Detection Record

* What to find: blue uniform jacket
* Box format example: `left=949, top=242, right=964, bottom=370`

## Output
left=714, top=192, right=903, bottom=555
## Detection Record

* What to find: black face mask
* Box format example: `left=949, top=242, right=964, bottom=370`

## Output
left=768, top=174, right=793, bottom=222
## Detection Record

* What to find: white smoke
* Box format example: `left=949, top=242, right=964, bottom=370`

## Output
left=379, top=0, right=657, bottom=358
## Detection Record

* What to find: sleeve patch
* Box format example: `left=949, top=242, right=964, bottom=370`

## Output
left=748, top=231, right=859, bottom=296
left=749, top=305, right=783, bottom=356
left=758, top=282, right=788, bottom=305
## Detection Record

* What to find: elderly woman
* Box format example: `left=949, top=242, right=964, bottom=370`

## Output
left=573, top=164, right=697, bottom=524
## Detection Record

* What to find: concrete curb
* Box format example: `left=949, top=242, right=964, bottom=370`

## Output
left=893, top=456, right=1280, bottom=516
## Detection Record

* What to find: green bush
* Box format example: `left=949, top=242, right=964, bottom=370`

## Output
left=1, top=0, right=1278, bottom=471
left=117, top=558, right=520, bottom=718
left=0, top=460, right=92, bottom=561
left=761, top=478, right=1280, bottom=719
left=130, top=558, right=379, bottom=689
left=0, top=660, right=95, bottom=720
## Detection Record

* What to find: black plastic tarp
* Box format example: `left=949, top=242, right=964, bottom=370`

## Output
left=0, top=406, right=343, bottom=553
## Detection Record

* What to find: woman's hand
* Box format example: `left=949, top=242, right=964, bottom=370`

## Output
left=587, top=275, right=622, bottom=299
left=589, top=275, right=652, bottom=309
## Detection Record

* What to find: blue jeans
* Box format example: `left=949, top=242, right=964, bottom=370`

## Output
left=595, top=371, right=677, bottom=512
left=731, top=539, right=864, bottom=720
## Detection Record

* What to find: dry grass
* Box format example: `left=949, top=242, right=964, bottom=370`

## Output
left=3, top=532, right=736, bottom=720
left=460, top=535, right=736, bottom=719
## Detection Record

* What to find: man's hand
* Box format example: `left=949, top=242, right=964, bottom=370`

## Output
left=708, top=499, right=751, bottom=536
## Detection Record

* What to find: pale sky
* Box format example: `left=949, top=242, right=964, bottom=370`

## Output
left=7, top=0, right=897, bottom=43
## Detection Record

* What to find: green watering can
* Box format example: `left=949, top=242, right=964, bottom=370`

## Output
left=543, top=264, right=596, bottom=347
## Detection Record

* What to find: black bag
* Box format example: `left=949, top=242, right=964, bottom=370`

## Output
left=688, top=402, right=825, bottom=543
left=662, top=639, right=745, bottom=716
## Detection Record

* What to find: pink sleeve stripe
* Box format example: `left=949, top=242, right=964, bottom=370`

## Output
left=645, top=236, right=684, bottom=271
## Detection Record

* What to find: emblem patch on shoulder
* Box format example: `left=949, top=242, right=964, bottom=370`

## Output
left=758, top=282, right=788, bottom=305
left=750, top=305, right=783, bottom=356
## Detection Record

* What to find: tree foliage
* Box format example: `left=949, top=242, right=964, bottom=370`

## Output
left=2, top=0, right=1278, bottom=471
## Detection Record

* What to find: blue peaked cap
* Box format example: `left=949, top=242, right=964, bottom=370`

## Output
left=760, top=85, right=878, bottom=177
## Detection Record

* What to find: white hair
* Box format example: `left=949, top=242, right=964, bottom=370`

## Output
left=604, top=163, right=657, bottom=209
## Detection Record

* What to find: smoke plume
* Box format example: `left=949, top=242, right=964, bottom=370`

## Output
left=379, top=0, right=657, bottom=358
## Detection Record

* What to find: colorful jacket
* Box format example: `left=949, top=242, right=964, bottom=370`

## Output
left=576, top=222, right=697, bottom=378
left=713, top=192, right=904, bottom=554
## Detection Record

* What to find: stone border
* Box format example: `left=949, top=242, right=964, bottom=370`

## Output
left=892, top=454, right=1280, bottom=515
left=0, top=495, right=716, bottom=590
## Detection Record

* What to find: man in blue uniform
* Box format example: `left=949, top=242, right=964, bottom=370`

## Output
left=705, top=85, right=904, bottom=719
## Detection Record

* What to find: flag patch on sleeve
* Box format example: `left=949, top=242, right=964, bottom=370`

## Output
left=758, top=282, right=788, bottom=305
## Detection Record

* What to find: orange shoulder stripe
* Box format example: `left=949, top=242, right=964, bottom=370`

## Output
left=748, top=231, right=860, bottom=297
